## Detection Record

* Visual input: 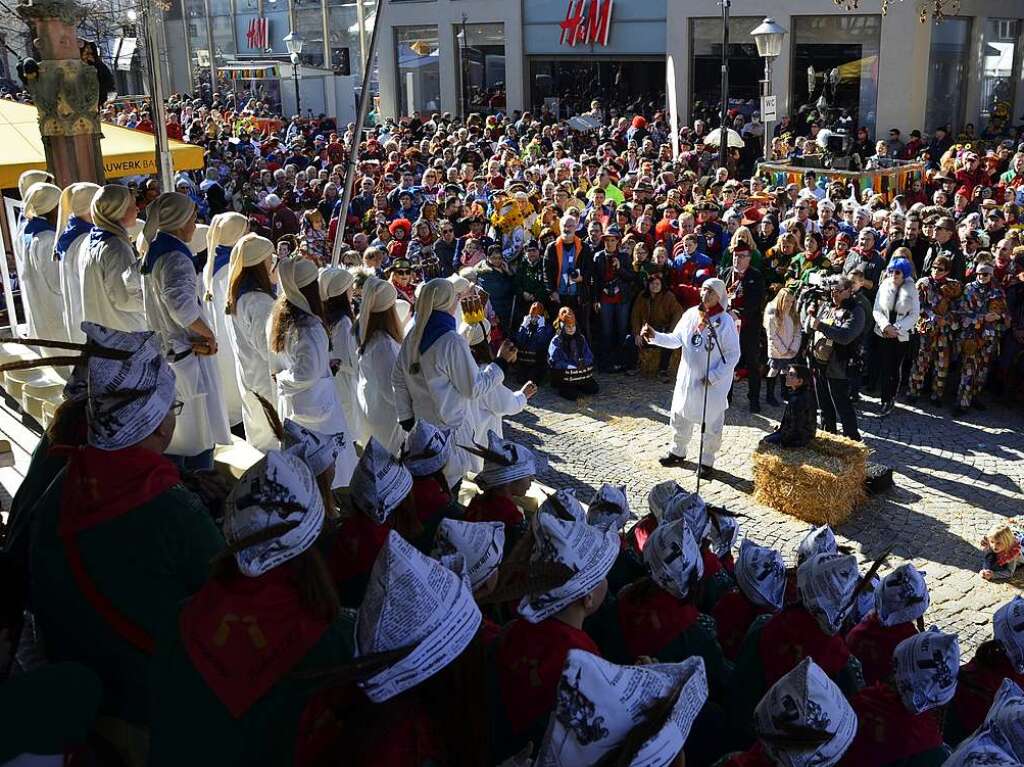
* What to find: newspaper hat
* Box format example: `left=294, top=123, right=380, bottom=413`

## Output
left=995, top=596, right=1024, bottom=674
left=472, top=430, right=538, bottom=491
left=540, top=488, right=586, bottom=523
left=892, top=628, right=960, bottom=714
left=356, top=531, right=482, bottom=703
left=944, top=730, right=1023, bottom=767
left=708, top=512, right=740, bottom=559
left=876, top=563, right=930, bottom=627
left=662, top=491, right=709, bottom=543
left=648, top=480, right=683, bottom=519
left=281, top=418, right=341, bottom=478
left=735, top=538, right=786, bottom=612
left=645, top=518, right=703, bottom=601
left=797, top=552, right=859, bottom=636
left=222, top=451, right=325, bottom=577
left=586, top=484, right=635, bottom=533
left=350, top=437, right=414, bottom=523
left=518, top=513, right=619, bottom=623
left=83, top=322, right=177, bottom=450
left=850, top=574, right=881, bottom=627
left=401, top=419, right=453, bottom=477
left=985, top=679, right=1024, bottom=761
left=797, top=526, right=837, bottom=565
left=535, top=650, right=708, bottom=767
left=432, top=518, right=505, bottom=591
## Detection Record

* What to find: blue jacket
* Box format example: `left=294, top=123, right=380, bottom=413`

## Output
left=548, top=331, right=594, bottom=370
left=514, top=318, right=554, bottom=357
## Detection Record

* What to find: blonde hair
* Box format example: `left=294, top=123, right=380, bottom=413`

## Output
left=768, top=287, right=798, bottom=333
left=732, top=225, right=756, bottom=251
left=987, top=524, right=1016, bottom=549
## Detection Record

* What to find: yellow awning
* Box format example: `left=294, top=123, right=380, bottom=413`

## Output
left=0, top=100, right=204, bottom=189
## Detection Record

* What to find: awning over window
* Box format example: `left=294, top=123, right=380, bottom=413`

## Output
left=219, top=62, right=282, bottom=80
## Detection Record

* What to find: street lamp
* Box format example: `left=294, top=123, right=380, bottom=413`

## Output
left=751, top=16, right=786, bottom=162
left=284, top=31, right=304, bottom=117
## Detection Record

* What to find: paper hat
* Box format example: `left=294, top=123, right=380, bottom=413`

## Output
left=663, top=491, right=709, bottom=543
left=356, top=531, right=482, bottom=702
left=222, top=451, right=325, bottom=577
left=84, top=322, right=177, bottom=450
left=985, top=679, right=1024, bottom=762
left=850, top=575, right=880, bottom=627
left=736, top=539, right=786, bottom=612
left=645, top=518, right=703, bottom=601
left=708, top=512, right=739, bottom=559
left=401, top=419, right=453, bottom=477
left=754, top=657, right=857, bottom=767
left=648, top=480, right=683, bottom=519
left=797, top=525, right=837, bottom=565
left=518, top=513, right=619, bottom=623
left=995, top=596, right=1024, bottom=674
left=433, top=518, right=504, bottom=591
left=944, top=730, right=1023, bottom=767
left=892, top=627, right=960, bottom=714
left=797, top=552, right=859, bottom=636
left=536, top=650, right=708, bottom=767
left=876, top=563, right=930, bottom=627
left=540, top=488, right=586, bottom=523
left=350, top=437, right=414, bottom=523
left=586, top=484, right=635, bottom=533
left=472, top=430, right=538, bottom=491
left=281, top=418, right=342, bottom=478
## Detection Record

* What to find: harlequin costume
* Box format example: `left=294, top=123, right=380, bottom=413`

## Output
left=908, top=273, right=962, bottom=401
left=955, top=267, right=1007, bottom=409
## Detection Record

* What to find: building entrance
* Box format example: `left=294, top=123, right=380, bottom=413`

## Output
left=529, top=58, right=666, bottom=117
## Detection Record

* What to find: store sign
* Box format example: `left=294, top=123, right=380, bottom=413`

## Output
left=761, top=95, right=777, bottom=122
left=559, top=0, right=613, bottom=47
left=246, top=17, right=269, bottom=50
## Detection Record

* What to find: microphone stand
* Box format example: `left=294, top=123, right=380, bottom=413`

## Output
left=696, top=310, right=727, bottom=494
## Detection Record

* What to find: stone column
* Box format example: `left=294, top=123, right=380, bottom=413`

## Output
left=16, top=0, right=105, bottom=186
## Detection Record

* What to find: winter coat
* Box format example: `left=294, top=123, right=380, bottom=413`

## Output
left=873, top=277, right=921, bottom=342
left=763, top=305, right=801, bottom=360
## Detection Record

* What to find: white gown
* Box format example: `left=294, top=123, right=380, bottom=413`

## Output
left=12, top=218, right=33, bottom=333
left=270, top=313, right=358, bottom=487
left=470, top=380, right=527, bottom=444
left=227, top=289, right=277, bottom=451
left=328, top=316, right=364, bottom=445
left=207, top=263, right=244, bottom=425
left=22, top=227, right=67, bottom=344
left=80, top=233, right=148, bottom=333
left=356, top=332, right=404, bottom=454
left=59, top=231, right=89, bottom=343
left=142, top=235, right=231, bottom=457
left=392, top=329, right=505, bottom=486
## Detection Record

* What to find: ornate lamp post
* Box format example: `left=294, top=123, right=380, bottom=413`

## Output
left=751, top=16, right=786, bottom=163
left=284, top=30, right=304, bottom=118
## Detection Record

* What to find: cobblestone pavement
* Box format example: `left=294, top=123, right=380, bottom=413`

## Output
left=505, top=373, right=1024, bottom=656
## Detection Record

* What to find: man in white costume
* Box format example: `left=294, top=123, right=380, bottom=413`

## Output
left=20, top=182, right=67, bottom=345
left=642, top=277, right=740, bottom=480
left=53, top=182, right=101, bottom=343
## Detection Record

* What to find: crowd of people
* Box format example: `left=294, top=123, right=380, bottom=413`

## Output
left=1, top=87, right=1024, bottom=766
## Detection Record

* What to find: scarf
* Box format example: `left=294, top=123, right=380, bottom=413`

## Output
left=54, top=216, right=92, bottom=260
left=997, top=541, right=1021, bottom=567
left=617, top=582, right=700, bottom=660
left=180, top=566, right=330, bottom=718
left=211, top=244, right=233, bottom=277
left=417, top=310, right=456, bottom=355
left=88, top=226, right=120, bottom=248
left=24, top=217, right=55, bottom=237
left=141, top=230, right=198, bottom=275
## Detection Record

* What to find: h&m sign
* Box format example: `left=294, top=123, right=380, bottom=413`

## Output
left=559, top=0, right=613, bottom=47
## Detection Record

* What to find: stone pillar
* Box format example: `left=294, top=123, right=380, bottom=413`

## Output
left=16, top=0, right=105, bottom=186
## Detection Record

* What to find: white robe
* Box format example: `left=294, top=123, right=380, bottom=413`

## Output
left=142, top=237, right=231, bottom=456
left=227, top=289, right=277, bottom=452
left=328, top=316, right=363, bottom=446
left=651, top=307, right=740, bottom=465
left=470, top=379, right=527, bottom=444
left=12, top=218, right=33, bottom=333
left=59, top=232, right=89, bottom=343
left=270, top=313, right=358, bottom=487
left=207, top=265, right=244, bottom=425
left=392, top=329, right=505, bottom=486
left=356, top=332, right=404, bottom=455
left=80, top=234, right=147, bottom=332
left=22, top=228, right=67, bottom=344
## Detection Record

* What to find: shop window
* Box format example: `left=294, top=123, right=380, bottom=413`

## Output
left=528, top=59, right=665, bottom=117
left=980, top=18, right=1020, bottom=132
left=925, top=17, right=971, bottom=134
left=690, top=17, right=763, bottom=124
left=791, top=14, right=881, bottom=138
left=295, top=5, right=326, bottom=68
left=455, top=23, right=505, bottom=115
left=395, top=25, right=440, bottom=114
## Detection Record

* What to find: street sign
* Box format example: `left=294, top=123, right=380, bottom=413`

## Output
left=761, top=95, right=777, bottom=122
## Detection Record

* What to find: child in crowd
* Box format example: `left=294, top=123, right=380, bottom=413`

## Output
left=759, top=364, right=817, bottom=448
left=980, top=522, right=1024, bottom=581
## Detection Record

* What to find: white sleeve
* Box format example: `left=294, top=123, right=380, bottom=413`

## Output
left=482, top=384, right=528, bottom=418
left=157, top=254, right=202, bottom=329
left=442, top=334, right=505, bottom=400
left=391, top=348, right=414, bottom=423
left=105, top=242, right=145, bottom=313
left=707, top=318, right=741, bottom=387
left=30, top=233, right=61, bottom=297
left=277, top=323, right=329, bottom=390
left=651, top=314, right=688, bottom=350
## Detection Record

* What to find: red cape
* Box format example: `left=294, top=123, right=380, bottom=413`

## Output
left=617, top=583, right=700, bottom=660
left=845, top=612, right=918, bottom=686
left=840, top=683, right=943, bottom=766
left=712, top=589, right=772, bottom=661
left=759, top=606, right=851, bottom=687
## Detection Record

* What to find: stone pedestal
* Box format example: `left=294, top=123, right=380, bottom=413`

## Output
left=16, top=0, right=105, bottom=186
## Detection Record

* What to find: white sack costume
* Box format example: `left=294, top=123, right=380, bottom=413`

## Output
left=271, top=257, right=357, bottom=487
left=54, top=182, right=100, bottom=343
left=140, top=192, right=230, bottom=457
left=648, top=278, right=739, bottom=467
left=320, top=267, right=361, bottom=446
left=204, top=212, right=249, bottom=425
left=356, top=277, right=403, bottom=453
left=13, top=170, right=53, bottom=334
left=20, top=182, right=67, bottom=345
left=460, top=318, right=527, bottom=443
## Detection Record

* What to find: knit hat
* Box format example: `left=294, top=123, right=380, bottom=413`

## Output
left=797, top=552, right=859, bottom=636
left=702, top=277, right=728, bottom=309
left=536, top=650, right=708, bottom=767
left=472, top=430, right=538, bottom=491
left=139, top=192, right=196, bottom=258
left=876, top=563, right=930, bottom=627
left=586, top=484, right=635, bottom=533
left=356, top=531, right=482, bottom=702
left=797, top=525, right=837, bottom=565
left=281, top=418, right=341, bottom=478
left=204, top=212, right=249, bottom=296
left=358, top=277, right=399, bottom=344
left=350, top=437, right=413, bottom=523
left=708, top=513, right=739, bottom=559
left=754, top=658, right=858, bottom=767
left=432, top=518, right=504, bottom=591
left=645, top=518, right=703, bottom=600
left=24, top=182, right=61, bottom=219
left=277, top=256, right=320, bottom=315
left=984, top=679, right=1024, bottom=761
left=401, top=419, right=452, bottom=477
left=892, top=628, right=960, bottom=714
left=84, top=322, right=177, bottom=450
left=318, top=266, right=355, bottom=301
left=539, top=488, right=586, bottom=523
left=222, top=450, right=325, bottom=577
left=518, top=513, right=619, bottom=623
left=995, top=596, right=1024, bottom=674
left=736, top=539, right=786, bottom=612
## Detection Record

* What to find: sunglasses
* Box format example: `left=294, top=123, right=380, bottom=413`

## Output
left=393, top=269, right=412, bottom=276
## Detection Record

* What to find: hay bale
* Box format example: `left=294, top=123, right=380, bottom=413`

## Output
left=752, top=432, right=869, bottom=526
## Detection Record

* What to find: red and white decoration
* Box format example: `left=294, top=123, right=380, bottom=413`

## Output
left=559, top=0, right=613, bottom=47
left=246, top=17, right=269, bottom=50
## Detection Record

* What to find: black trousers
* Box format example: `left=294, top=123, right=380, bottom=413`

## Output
left=813, top=367, right=861, bottom=441
left=557, top=377, right=600, bottom=400
left=877, top=336, right=909, bottom=404
left=729, top=328, right=762, bottom=404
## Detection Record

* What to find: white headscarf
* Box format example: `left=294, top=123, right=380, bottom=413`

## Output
left=139, top=192, right=196, bottom=258
left=24, top=182, right=61, bottom=219
left=91, top=184, right=135, bottom=241
left=204, top=212, right=249, bottom=297
left=358, top=277, right=398, bottom=345
left=277, top=256, right=320, bottom=314
left=404, top=277, right=457, bottom=369
left=318, top=266, right=355, bottom=302
left=225, top=233, right=274, bottom=315
left=19, top=169, right=53, bottom=199
left=54, top=182, right=100, bottom=256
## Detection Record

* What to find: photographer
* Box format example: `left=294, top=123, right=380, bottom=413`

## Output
left=807, top=275, right=866, bottom=441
